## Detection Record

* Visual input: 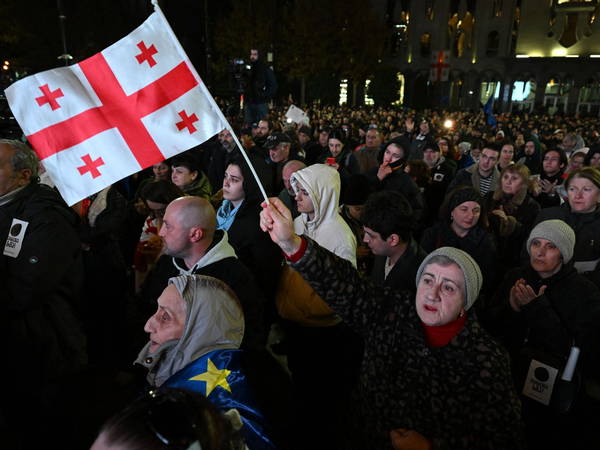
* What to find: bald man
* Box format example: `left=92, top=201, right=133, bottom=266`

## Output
left=140, top=196, right=266, bottom=349
left=278, top=160, right=306, bottom=218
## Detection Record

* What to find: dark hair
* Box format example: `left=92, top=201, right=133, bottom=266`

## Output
left=584, top=145, right=600, bottom=167
left=482, top=142, right=501, bottom=155
left=97, top=388, right=244, bottom=450
left=328, top=128, right=347, bottom=145
left=406, top=160, right=431, bottom=188
left=225, top=155, right=262, bottom=204
left=361, top=190, right=414, bottom=242
left=170, top=154, right=200, bottom=174
left=542, top=147, right=568, bottom=170
left=139, top=180, right=184, bottom=204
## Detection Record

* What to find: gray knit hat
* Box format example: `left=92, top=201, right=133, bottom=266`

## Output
left=526, top=219, right=575, bottom=264
left=415, top=247, right=483, bottom=311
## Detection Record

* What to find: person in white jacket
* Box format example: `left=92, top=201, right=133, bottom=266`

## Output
left=291, top=163, right=357, bottom=266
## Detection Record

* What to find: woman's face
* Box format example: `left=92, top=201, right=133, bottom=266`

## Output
left=590, top=152, right=600, bottom=168
left=171, top=166, right=197, bottom=188
left=383, top=143, right=404, bottom=165
left=328, top=138, right=344, bottom=157
left=529, top=238, right=562, bottom=279
left=500, top=145, right=514, bottom=164
left=416, top=262, right=465, bottom=326
left=144, top=284, right=187, bottom=353
left=567, top=176, right=600, bottom=213
left=451, top=201, right=480, bottom=231
left=501, top=171, right=525, bottom=196
left=222, top=164, right=245, bottom=204
left=153, top=162, right=170, bottom=181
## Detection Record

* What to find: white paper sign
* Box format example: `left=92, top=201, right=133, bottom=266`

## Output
left=285, top=105, right=309, bottom=125
left=522, top=359, right=558, bottom=405
left=3, top=218, right=29, bottom=258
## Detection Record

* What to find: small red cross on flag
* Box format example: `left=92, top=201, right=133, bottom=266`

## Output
left=5, top=9, right=227, bottom=206
left=429, top=50, right=450, bottom=83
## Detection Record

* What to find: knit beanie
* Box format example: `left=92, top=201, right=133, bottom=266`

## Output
left=526, top=219, right=575, bottom=264
left=447, top=186, right=481, bottom=213
left=415, top=247, right=483, bottom=311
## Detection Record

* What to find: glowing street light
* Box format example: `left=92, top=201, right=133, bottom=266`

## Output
left=443, top=119, right=454, bottom=129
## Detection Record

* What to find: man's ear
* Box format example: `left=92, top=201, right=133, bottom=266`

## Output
left=18, top=168, right=32, bottom=186
left=387, top=233, right=401, bottom=247
left=189, top=226, right=204, bottom=243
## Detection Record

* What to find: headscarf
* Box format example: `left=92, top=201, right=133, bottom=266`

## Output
left=135, top=275, right=244, bottom=387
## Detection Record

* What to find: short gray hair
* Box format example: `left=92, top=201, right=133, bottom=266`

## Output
left=0, top=139, right=39, bottom=180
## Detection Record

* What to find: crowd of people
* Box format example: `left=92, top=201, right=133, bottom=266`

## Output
left=2, top=101, right=600, bottom=450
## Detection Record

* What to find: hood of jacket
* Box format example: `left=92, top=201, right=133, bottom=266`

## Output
left=291, top=164, right=341, bottom=232
left=173, top=229, right=237, bottom=274
left=135, top=275, right=244, bottom=387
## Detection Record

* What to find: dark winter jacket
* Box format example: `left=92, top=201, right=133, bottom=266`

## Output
left=532, top=204, right=600, bottom=288
left=0, top=182, right=87, bottom=393
left=369, top=238, right=427, bottom=295
left=366, top=167, right=424, bottom=223
left=290, top=238, right=524, bottom=449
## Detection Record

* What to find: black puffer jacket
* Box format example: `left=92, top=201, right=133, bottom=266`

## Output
left=290, top=238, right=524, bottom=450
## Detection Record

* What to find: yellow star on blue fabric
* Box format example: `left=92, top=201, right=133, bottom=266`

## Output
left=189, top=358, right=232, bottom=396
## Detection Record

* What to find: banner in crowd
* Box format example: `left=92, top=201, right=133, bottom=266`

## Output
left=5, top=9, right=226, bottom=205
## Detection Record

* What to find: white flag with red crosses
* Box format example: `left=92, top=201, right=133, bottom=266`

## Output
left=5, top=8, right=226, bottom=206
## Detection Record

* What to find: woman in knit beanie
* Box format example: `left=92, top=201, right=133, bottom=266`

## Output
left=481, top=219, right=600, bottom=450
left=420, top=186, right=498, bottom=295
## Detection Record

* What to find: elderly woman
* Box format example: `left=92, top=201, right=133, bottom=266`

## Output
left=481, top=220, right=600, bottom=450
left=483, top=164, right=540, bottom=270
left=533, top=167, right=600, bottom=287
left=135, top=275, right=275, bottom=450
left=260, top=198, right=524, bottom=450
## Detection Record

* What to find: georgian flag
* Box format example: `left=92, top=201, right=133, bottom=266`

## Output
left=5, top=8, right=226, bottom=205
left=429, top=50, right=450, bottom=83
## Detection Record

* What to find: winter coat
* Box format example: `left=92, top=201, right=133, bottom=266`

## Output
left=481, top=263, right=600, bottom=383
left=421, top=221, right=498, bottom=295
left=370, top=238, right=427, bottom=295
left=483, top=188, right=540, bottom=270
left=446, top=163, right=500, bottom=196
left=0, top=182, right=87, bottom=402
left=288, top=238, right=524, bottom=449
left=276, top=164, right=356, bottom=326
left=532, top=204, right=600, bottom=287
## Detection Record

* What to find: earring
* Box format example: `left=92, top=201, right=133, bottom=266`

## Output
left=458, top=310, right=465, bottom=318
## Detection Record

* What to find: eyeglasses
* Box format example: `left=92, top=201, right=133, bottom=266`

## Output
left=145, top=390, right=202, bottom=449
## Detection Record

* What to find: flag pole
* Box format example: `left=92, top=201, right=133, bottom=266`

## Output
left=151, top=0, right=270, bottom=204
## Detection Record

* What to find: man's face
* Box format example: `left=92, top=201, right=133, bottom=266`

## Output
left=298, top=132, right=310, bottom=145
left=415, top=262, right=465, bottom=326
left=524, top=141, right=536, bottom=155
left=365, top=130, right=381, bottom=148
left=294, top=183, right=315, bottom=215
left=0, top=144, right=27, bottom=197
left=529, top=238, right=562, bottom=278
left=256, top=120, right=269, bottom=137
left=423, top=148, right=439, bottom=167
left=542, top=151, right=563, bottom=175
left=270, top=143, right=290, bottom=163
left=318, top=131, right=329, bottom=146
left=419, top=122, right=429, bottom=134
left=250, top=49, right=258, bottom=61
left=144, top=284, right=187, bottom=353
left=218, top=129, right=234, bottom=145
left=282, top=166, right=298, bottom=195
left=362, top=226, right=391, bottom=256
left=478, top=148, right=499, bottom=175
left=159, top=203, right=191, bottom=258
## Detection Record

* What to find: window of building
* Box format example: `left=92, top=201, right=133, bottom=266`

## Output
left=420, top=33, right=432, bottom=57
left=486, top=31, right=500, bottom=56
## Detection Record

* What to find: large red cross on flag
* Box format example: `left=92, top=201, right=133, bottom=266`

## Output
left=5, top=9, right=227, bottom=206
left=429, top=50, right=450, bottom=83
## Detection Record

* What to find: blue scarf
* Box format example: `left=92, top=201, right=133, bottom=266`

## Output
left=216, top=200, right=242, bottom=231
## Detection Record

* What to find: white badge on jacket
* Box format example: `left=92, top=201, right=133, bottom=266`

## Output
left=522, top=359, right=558, bottom=405
left=3, top=218, right=29, bottom=258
